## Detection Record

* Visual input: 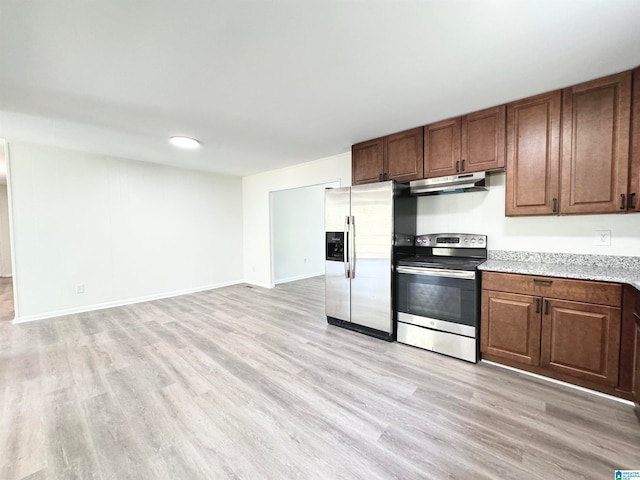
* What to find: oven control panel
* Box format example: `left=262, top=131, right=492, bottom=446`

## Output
left=415, top=233, right=486, bottom=248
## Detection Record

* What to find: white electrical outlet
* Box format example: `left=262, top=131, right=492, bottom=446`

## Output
left=76, top=284, right=85, bottom=294
left=594, top=230, right=611, bottom=246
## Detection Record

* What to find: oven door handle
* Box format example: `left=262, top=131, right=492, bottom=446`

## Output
left=396, top=266, right=476, bottom=279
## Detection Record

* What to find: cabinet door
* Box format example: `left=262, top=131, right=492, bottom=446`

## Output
left=352, top=138, right=384, bottom=185
left=424, top=117, right=461, bottom=178
left=633, top=317, right=640, bottom=415
left=541, top=299, right=621, bottom=387
left=560, top=71, right=632, bottom=214
left=506, top=91, right=561, bottom=216
left=629, top=67, right=640, bottom=212
left=480, top=290, right=541, bottom=365
left=461, top=105, right=506, bottom=173
left=384, top=127, right=424, bottom=182
left=619, top=284, right=638, bottom=393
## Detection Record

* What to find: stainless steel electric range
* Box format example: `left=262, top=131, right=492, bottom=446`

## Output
left=395, top=233, right=487, bottom=363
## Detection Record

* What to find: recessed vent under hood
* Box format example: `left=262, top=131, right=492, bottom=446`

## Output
left=409, top=172, right=487, bottom=195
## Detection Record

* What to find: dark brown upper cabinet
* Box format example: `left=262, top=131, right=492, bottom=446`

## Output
left=505, top=91, right=562, bottom=216
left=352, top=138, right=384, bottom=185
left=629, top=66, right=640, bottom=212
left=352, top=65, right=640, bottom=211
left=462, top=106, right=506, bottom=173
left=424, top=106, right=506, bottom=178
left=424, top=117, right=461, bottom=177
left=352, top=127, right=423, bottom=185
left=560, top=71, right=632, bottom=214
left=384, top=127, right=424, bottom=183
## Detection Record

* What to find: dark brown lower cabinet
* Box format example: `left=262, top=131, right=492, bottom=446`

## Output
left=541, top=299, right=620, bottom=387
left=625, top=285, right=640, bottom=418
left=481, top=272, right=625, bottom=396
left=634, top=319, right=640, bottom=419
left=481, top=291, right=540, bottom=365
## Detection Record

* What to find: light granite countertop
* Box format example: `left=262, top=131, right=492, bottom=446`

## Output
left=479, top=251, right=640, bottom=291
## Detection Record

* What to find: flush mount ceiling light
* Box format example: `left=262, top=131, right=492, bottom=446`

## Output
left=169, top=136, right=200, bottom=149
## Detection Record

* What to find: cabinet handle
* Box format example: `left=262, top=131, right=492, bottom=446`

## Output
left=533, top=278, right=553, bottom=286
left=620, top=193, right=626, bottom=210
left=535, top=298, right=541, bottom=314
left=379, top=173, right=383, bottom=182
left=552, top=198, right=558, bottom=213
left=544, top=299, right=549, bottom=315
left=629, top=192, right=636, bottom=209
left=461, top=159, right=465, bottom=171
left=456, top=160, right=460, bottom=173
left=384, top=173, right=389, bottom=181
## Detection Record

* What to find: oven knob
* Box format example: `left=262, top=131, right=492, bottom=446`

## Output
left=471, top=238, right=476, bottom=244
left=478, top=238, right=484, bottom=244
left=464, top=238, right=469, bottom=244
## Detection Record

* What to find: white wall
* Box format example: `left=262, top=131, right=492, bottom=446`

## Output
left=8, top=142, right=244, bottom=321
left=0, top=141, right=9, bottom=277
left=243, top=152, right=352, bottom=288
left=0, top=184, right=11, bottom=277
left=417, top=172, right=640, bottom=256
left=271, top=182, right=338, bottom=284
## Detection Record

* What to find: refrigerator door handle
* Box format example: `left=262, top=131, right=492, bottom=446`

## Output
left=349, top=216, right=356, bottom=278
left=344, top=216, right=350, bottom=278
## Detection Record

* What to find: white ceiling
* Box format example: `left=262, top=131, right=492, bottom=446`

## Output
left=1, top=0, right=640, bottom=177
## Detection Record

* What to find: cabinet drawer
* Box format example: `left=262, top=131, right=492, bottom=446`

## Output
left=482, top=272, right=621, bottom=307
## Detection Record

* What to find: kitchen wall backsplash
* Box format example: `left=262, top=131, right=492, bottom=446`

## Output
left=416, top=172, right=640, bottom=257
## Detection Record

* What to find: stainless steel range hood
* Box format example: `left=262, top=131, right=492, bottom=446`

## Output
left=409, top=171, right=487, bottom=195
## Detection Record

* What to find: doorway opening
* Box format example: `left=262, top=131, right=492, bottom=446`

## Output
left=270, top=181, right=339, bottom=286
left=0, top=139, right=14, bottom=321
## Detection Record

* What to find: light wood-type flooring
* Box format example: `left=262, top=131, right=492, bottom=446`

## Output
left=0, top=277, right=14, bottom=321
left=1, top=276, right=638, bottom=479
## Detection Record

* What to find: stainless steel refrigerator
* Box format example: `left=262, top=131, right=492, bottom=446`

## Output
left=324, top=181, right=416, bottom=341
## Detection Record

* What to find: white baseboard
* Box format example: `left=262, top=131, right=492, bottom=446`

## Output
left=245, top=280, right=275, bottom=289
left=274, top=271, right=324, bottom=285
left=12, top=279, right=243, bottom=324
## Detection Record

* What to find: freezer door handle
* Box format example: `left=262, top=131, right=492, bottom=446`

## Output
left=343, top=216, right=350, bottom=278
left=349, top=215, right=356, bottom=278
